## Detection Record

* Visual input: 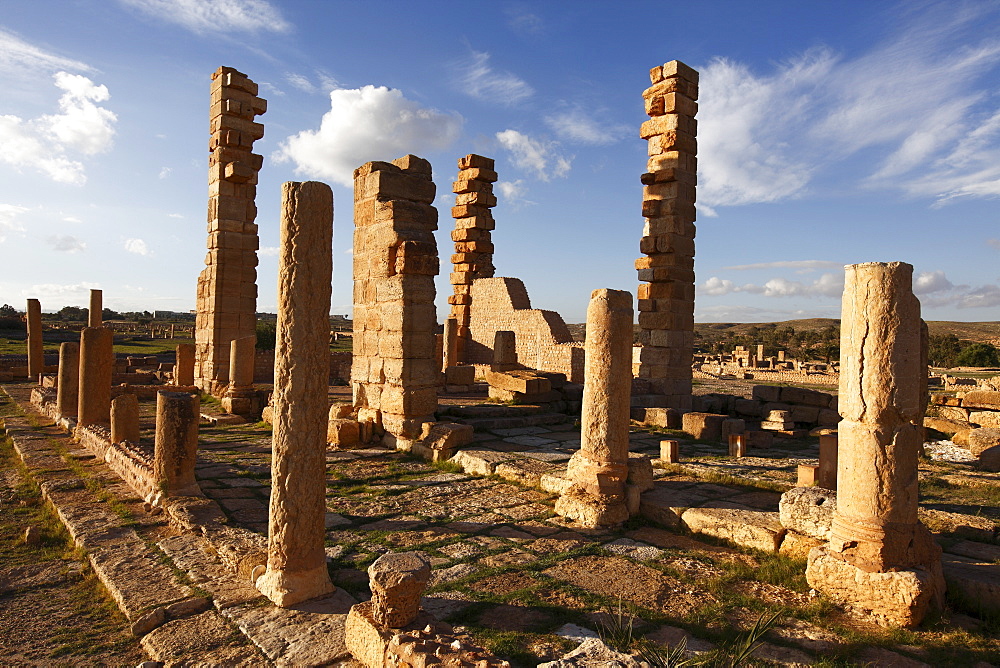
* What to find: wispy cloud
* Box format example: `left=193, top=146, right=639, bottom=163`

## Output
left=698, top=3, right=1000, bottom=209
left=456, top=50, right=533, bottom=105
left=694, top=303, right=834, bottom=322
left=119, top=0, right=290, bottom=34
left=46, top=234, right=86, bottom=253
left=0, top=28, right=93, bottom=76
left=22, top=282, right=99, bottom=300
left=123, top=238, right=151, bottom=255
left=699, top=273, right=844, bottom=298
left=495, top=179, right=533, bottom=207
left=258, top=246, right=279, bottom=257
left=495, top=129, right=571, bottom=180
left=158, top=166, right=171, bottom=179
left=504, top=6, right=543, bottom=36
left=544, top=105, right=627, bottom=145
left=0, top=72, right=117, bottom=184
left=0, top=204, right=29, bottom=243
left=274, top=85, right=462, bottom=186
left=284, top=71, right=339, bottom=94
left=723, top=260, right=843, bottom=272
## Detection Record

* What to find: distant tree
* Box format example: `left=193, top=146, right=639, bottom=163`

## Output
left=954, top=342, right=1000, bottom=368
left=256, top=320, right=277, bottom=350
left=59, top=305, right=87, bottom=321
left=102, top=307, right=122, bottom=320
left=928, top=334, right=963, bottom=367
left=0, top=304, right=18, bottom=317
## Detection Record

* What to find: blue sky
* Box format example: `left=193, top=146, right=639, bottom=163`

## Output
left=1, top=1, right=999, bottom=324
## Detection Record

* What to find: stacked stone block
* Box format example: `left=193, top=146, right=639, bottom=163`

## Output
left=351, top=156, right=440, bottom=446
left=634, top=60, right=699, bottom=412
left=194, top=66, right=266, bottom=394
left=448, top=154, right=497, bottom=355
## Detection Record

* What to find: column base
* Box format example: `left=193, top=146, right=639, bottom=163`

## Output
left=554, top=486, right=629, bottom=528
left=806, top=544, right=944, bottom=628
left=255, top=564, right=335, bottom=608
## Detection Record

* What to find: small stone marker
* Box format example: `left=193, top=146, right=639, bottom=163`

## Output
left=110, top=394, right=140, bottom=444
left=56, top=341, right=80, bottom=419
left=797, top=464, right=819, bottom=486
left=660, top=439, right=679, bottom=463
left=728, top=434, right=747, bottom=457
left=368, top=552, right=431, bottom=628
left=26, top=298, right=43, bottom=381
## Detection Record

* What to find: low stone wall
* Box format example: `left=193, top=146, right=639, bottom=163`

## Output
left=465, top=277, right=584, bottom=382
left=693, top=384, right=839, bottom=430
left=74, top=423, right=160, bottom=504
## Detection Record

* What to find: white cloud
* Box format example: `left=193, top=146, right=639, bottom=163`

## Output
left=61, top=215, right=82, bottom=223
left=258, top=246, right=279, bottom=257
left=723, top=260, right=843, bottom=272
left=46, top=234, right=86, bottom=253
left=505, top=7, right=543, bottom=35
left=22, top=282, right=99, bottom=300
left=123, top=238, right=151, bottom=255
left=274, top=85, right=462, bottom=186
left=119, top=0, right=290, bottom=34
left=168, top=213, right=184, bottom=219
left=456, top=50, right=533, bottom=105
left=0, top=204, right=29, bottom=243
left=0, top=72, right=117, bottom=184
left=495, top=129, right=571, bottom=180
left=698, top=4, right=1000, bottom=209
left=159, top=167, right=172, bottom=179
left=913, top=270, right=954, bottom=295
left=0, top=28, right=93, bottom=76
left=496, top=179, right=533, bottom=205
left=544, top=106, right=627, bottom=145
left=699, top=272, right=844, bottom=299
left=285, top=71, right=339, bottom=94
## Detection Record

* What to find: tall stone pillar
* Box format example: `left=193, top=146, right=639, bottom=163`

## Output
left=351, top=156, right=439, bottom=448
left=806, top=262, right=943, bottom=627
left=77, top=327, right=113, bottom=427
left=492, top=331, right=517, bottom=371
left=56, top=341, right=80, bottom=419
left=153, top=391, right=200, bottom=496
left=194, top=66, right=266, bottom=394
left=442, top=316, right=459, bottom=371
left=175, top=343, right=195, bottom=386
left=555, top=289, right=634, bottom=527
left=88, top=289, right=102, bottom=327
left=26, top=299, right=43, bottom=380
left=256, top=181, right=335, bottom=607
left=633, top=61, right=698, bottom=412
left=448, top=154, right=497, bottom=361
left=111, top=394, right=140, bottom=444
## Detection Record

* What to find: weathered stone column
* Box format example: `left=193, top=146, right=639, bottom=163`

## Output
left=556, top=289, right=634, bottom=527
left=175, top=343, right=195, bottom=386
left=153, top=391, right=200, bottom=496
left=228, top=335, right=256, bottom=388
left=256, top=181, right=335, bottom=607
left=77, top=327, right=114, bottom=427
left=88, top=289, right=102, bottom=327
left=56, top=341, right=80, bottom=419
left=26, top=299, right=43, bottom=380
left=111, top=394, right=140, bottom=444
left=492, top=330, right=517, bottom=371
left=806, top=261, right=943, bottom=627
left=442, top=316, right=459, bottom=371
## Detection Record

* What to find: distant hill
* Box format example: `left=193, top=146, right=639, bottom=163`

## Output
left=565, top=319, right=1000, bottom=345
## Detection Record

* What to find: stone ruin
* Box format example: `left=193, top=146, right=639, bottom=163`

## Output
left=4, top=60, right=993, bottom=668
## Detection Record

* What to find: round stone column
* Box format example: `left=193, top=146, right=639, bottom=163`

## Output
left=153, top=391, right=200, bottom=495
left=26, top=299, right=43, bottom=381
left=77, top=327, right=114, bottom=427
left=56, top=341, right=80, bottom=419
left=175, top=343, right=195, bottom=386
left=111, top=394, right=140, bottom=444
left=88, top=289, right=103, bottom=328
left=255, top=181, right=335, bottom=607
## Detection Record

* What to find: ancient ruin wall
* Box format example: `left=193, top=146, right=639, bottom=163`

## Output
left=195, top=66, right=266, bottom=394
left=634, top=61, right=699, bottom=411
left=465, top=277, right=584, bottom=382
left=448, top=154, right=497, bottom=356
left=351, top=156, right=440, bottom=443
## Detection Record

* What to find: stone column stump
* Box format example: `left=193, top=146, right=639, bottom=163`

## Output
left=111, top=394, right=140, bottom=444
left=77, top=327, right=114, bottom=427
left=26, top=299, right=43, bottom=381
left=175, top=343, right=195, bottom=386
left=153, top=391, right=200, bottom=496
left=56, top=341, right=80, bottom=419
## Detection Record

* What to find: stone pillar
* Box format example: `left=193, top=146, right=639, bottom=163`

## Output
left=806, top=261, right=943, bottom=628
left=368, top=552, right=431, bottom=628
left=492, top=330, right=517, bottom=371
left=175, top=343, right=195, bottom=386
left=228, top=335, right=256, bottom=389
left=56, top=341, right=80, bottom=419
left=442, top=316, right=459, bottom=371
left=350, top=156, right=439, bottom=448
left=194, top=66, right=266, bottom=394
left=555, top=289, right=633, bottom=527
left=77, top=327, right=113, bottom=427
left=448, top=154, right=497, bottom=361
left=633, top=61, right=698, bottom=413
left=88, top=289, right=102, bottom=327
left=110, top=394, right=140, bottom=444
left=26, top=299, right=43, bottom=380
left=153, top=391, right=200, bottom=496
left=818, top=434, right=838, bottom=490
left=256, top=181, right=335, bottom=607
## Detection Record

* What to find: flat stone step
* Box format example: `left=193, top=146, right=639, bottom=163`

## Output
left=453, top=412, right=571, bottom=431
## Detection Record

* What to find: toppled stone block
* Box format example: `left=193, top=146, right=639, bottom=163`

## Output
left=942, top=554, right=1000, bottom=618
left=959, top=390, right=1000, bottom=410
left=633, top=406, right=680, bottom=429
left=778, top=530, right=824, bottom=560
left=485, top=369, right=551, bottom=395
left=327, top=419, right=360, bottom=448
left=681, top=412, right=725, bottom=440
left=967, top=427, right=1000, bottom=471
left=444, top=365, right=476, bottom=385
left=369, top=551, right=431, bottom=628
left=451, top=449, right=516, bottom=476
left=680, top=506, right=785, bottom=552
left=779, top=486, right=836, bottom=540
left=411, top=422, right=473, bottom=462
